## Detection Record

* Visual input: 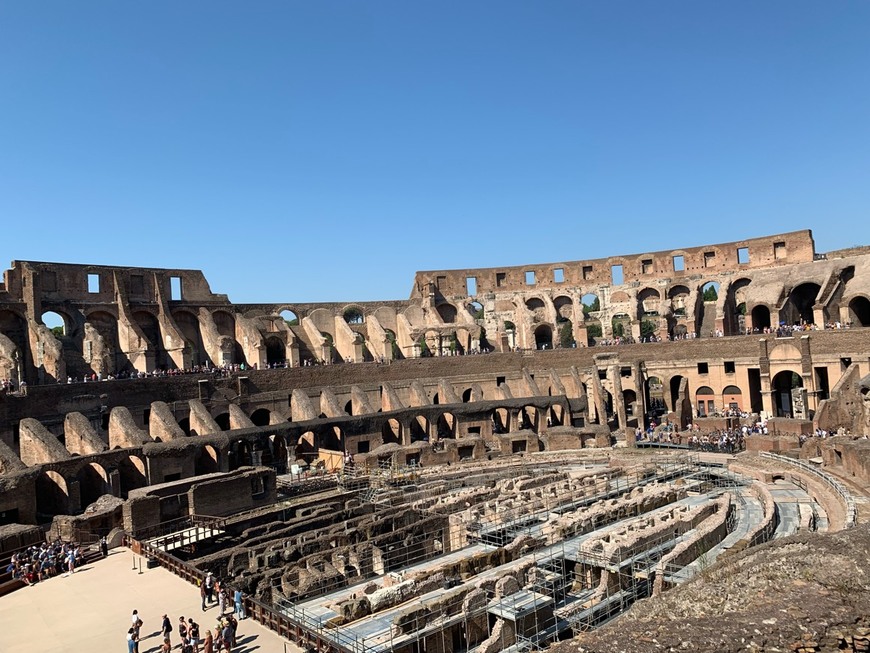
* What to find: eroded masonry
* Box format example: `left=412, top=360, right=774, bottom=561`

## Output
left=2, top=229, right=870, bottom=652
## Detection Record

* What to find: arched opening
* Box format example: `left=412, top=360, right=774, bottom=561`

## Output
left=848, top=297, right=870, bottom=327
left=724, top=279, right=751, bottom=335
left=265, top=336, right=285, bottom=366
left=437, top=413, right=455, bottom=439
left=723, top=385, right=743, bottom=411
left=668, top=285, right=691, bottom=318
left=118, top=456, right=147, bottom=497
left=493, top=408, right=510, bottom=434
left=782, top=283, right=821, bottom=326
left=251, top=408, right=271, bottom=426
left=280, top=309, right=299, bottom=326
left=751, top=305, right=771, bottom=331
left=410, top=416, right=428, bottom=442
left=525, top=298, right=546, bottom=323
left=173, top=310, right=205, bottom=366
left=382, top=419, right=402, bottom=445
left=669, top=375, right=686, bottom=412
left=212, top=310, right=235, bottom=338
left=520, top=406, right=537, bottom=431
left=695, top=282, right=720, bottom=336
left=436, top=303, right=457, bottom=324
left=178, top=417, right=191, bottom=436
left=695, top=386, right=715, bottom=417
left=636, top=288, right=660, bottom=321
left=41, top=311, right=68, bottom=337
left=343, top=307, right=365, bottom=325
left=87, top=311, right=120, bottom=371
left=644, top=376, right=666, bottom=426
left=132, top=311, right=161, bottom=351
left=296, top=432, right=316, bottom=464
left=549, top=405, right=564, bottom=426
left=318, top=426, right=342, bottom=451
left=344, top=400, right=353, bottom=416
left=462, top=388, right=473, bottom=403
left=78, top=462, right=110, bottom=511
left=611, top=314, right=630, bottom=339
left=553, top=296, right=573, bottom=323
left=36, top=470, right=69, bottom=517
left=772, top=371, right=803, bottom=418
left=534, top=325, right=553, bottom=350
left=0, top=310, right=28, bottom=381
left=384, top=329, right=402, bottom=360
left=622, top=389, right=637, bottom=416
left=195, top=445, right=220, bottom=475
left=271, top=435, right=288, bottom=473
left=214, top=413, right=230, bottom=431
left=231, top=440, right=254, bottom=470
left=468, top=301, right=484, bottom=320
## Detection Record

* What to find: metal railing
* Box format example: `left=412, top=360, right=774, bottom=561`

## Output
left=760, top=452, right=857, bottom=528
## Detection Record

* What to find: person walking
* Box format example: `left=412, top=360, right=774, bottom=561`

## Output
left=217, top=587, right=227, bottom=615
left=161, top=614, right=172, bottom=645
left=127, top=628, right=138, bottom=653
left=233, top=588, right=245, bottom=620
left=100, top=536, right=109, bottom=557
left=200, top=579, right=208, bottom=612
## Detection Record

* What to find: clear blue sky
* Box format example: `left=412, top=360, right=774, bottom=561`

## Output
left=2, top=2, right=869, bottom=303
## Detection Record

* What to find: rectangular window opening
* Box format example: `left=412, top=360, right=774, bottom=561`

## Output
left=724, top=361, right=736, bottom=374
left=641, top=259, right=653, bottom=275
left=673, top=255, right=685, bottom=272
left=170, top=276, right=182, bottom=300
left=496, top=376, right=506, bottom=386
left=130, top=274, right=145, bottom=296
left=466, top=277, right=477, bottom=296
left=620, top=366, right=632, bottom=378
left=582, top=265, right=593, bottom=281
left=737, top=247, right=750, bottom=264
left=611, top=264, right=623, bottom=285
left=496, top=272, right=506, bottom=288
left=525, top=271, right=535, bottom=285
left=774, top=241, right=786, bottom=260
left=435, top=275, right=446, bottom=290
left=553, top=268, right=564, bottom=283
left=697, top=362, right=709, bottom=374
left=87, top=273, right=100, bottom=294
left=703, top=252, right=716, bottom=268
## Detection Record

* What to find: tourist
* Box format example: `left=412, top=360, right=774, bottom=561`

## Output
left=203, top=630, right=214, bottom=653
left=161, top=614, right=172, bottom=644
left=127, top=628, right=138, bottom=653
left=233, top=588, right=245, bottom=619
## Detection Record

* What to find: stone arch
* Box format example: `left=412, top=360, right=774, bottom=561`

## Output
left=462, top=388, right=473, bottom=403
left=87, top=310, right=121, bottom=366
left=644, top=376, right=666, bottom=420
left=296, top=432, right=316, bottom=463
left=611, top=313, right=631, bottom=338
left=318, top=425, right=343, bottom=451
left=344, top=400, right=353, bottom=416
left=173, top=310, right=205, bottom=365
left=695, top=281, right=721, bottom=335
left=493, top=407, right=510, bottom=434
left=782, top=282, right=821, bottom=326
left=212, top=310, right=236, bottom=338
left=669, top=375, right=686, bottom=412
left=467, top=301, right=484, bottom=319
left=343, top=306, right=365, bottom=325
left=118, top=455, right=147, bottom=497
left=622, top=389, right=637, bottom=416
left=751, top=305, right=772, bottom=331
left=214, top=413, right=230, bottom=431
left=279, top=309, right=299, bottom=326
left=525, top=297, right=547, bottom=324
left=695, top=386, right=715, bottom=417
left=437, top=412, right=455, bottom=439
left=667, top=285, right=691, bottom=317
left=410, top=416, right=429, bottom=442
left=41, top=310, right=71, bottom=336
left=78, top=462, right=110, bottom=510
left=520, top=406, right=538, bottom=430
left=195, top=445, right=220, bottom=475
left=534, top=324, right=553, bottom=350
left=724, top=278, right=751, bottom=335
left=265, top=336, right=284, bottom=365
left=271, top=434, right=288, bottom=473
left=553, top=296, right=573, bottom=322
left=0, top=309, right=28, bottom=378
left=636, top=288, right=660, bottom=321
left=723, top=385, right=743, bottom=411
left=230, top=439, right=254, bottom=470
left=549, top=404, right=564, bottom=426
left=250, top=408, right=271, bottom=426
left=132, top=310, right=161, bottom=351
left=36, top=470, right=69, bottom=517
left=772, top=370, right=803, bottom=418
left=382, top=419, right=402, bottom=445
left=848, top=296, right=870, bottom=327
left=436, top=303, right=457, bottom=324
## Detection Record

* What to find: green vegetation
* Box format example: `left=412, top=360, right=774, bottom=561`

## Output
left=702, top=285, right=719, bottom=302
left=50, top=326, right=64, bottom=338
left=504, top=321, right=516, bottom=332
left=559, top=320, right=574, bottom=348
left=582, top=296, right=600, bottom=314
left=641, top=320, right=658, bottom=339
left=587, top=323, right=602, bottom=338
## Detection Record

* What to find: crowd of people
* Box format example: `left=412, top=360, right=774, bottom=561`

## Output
left=4, top=539, right=84, bottom=585
left=127, top=571, right=246, bottom=653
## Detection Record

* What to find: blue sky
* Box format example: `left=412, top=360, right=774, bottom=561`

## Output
left=2, top=2, right=869, bottom=303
